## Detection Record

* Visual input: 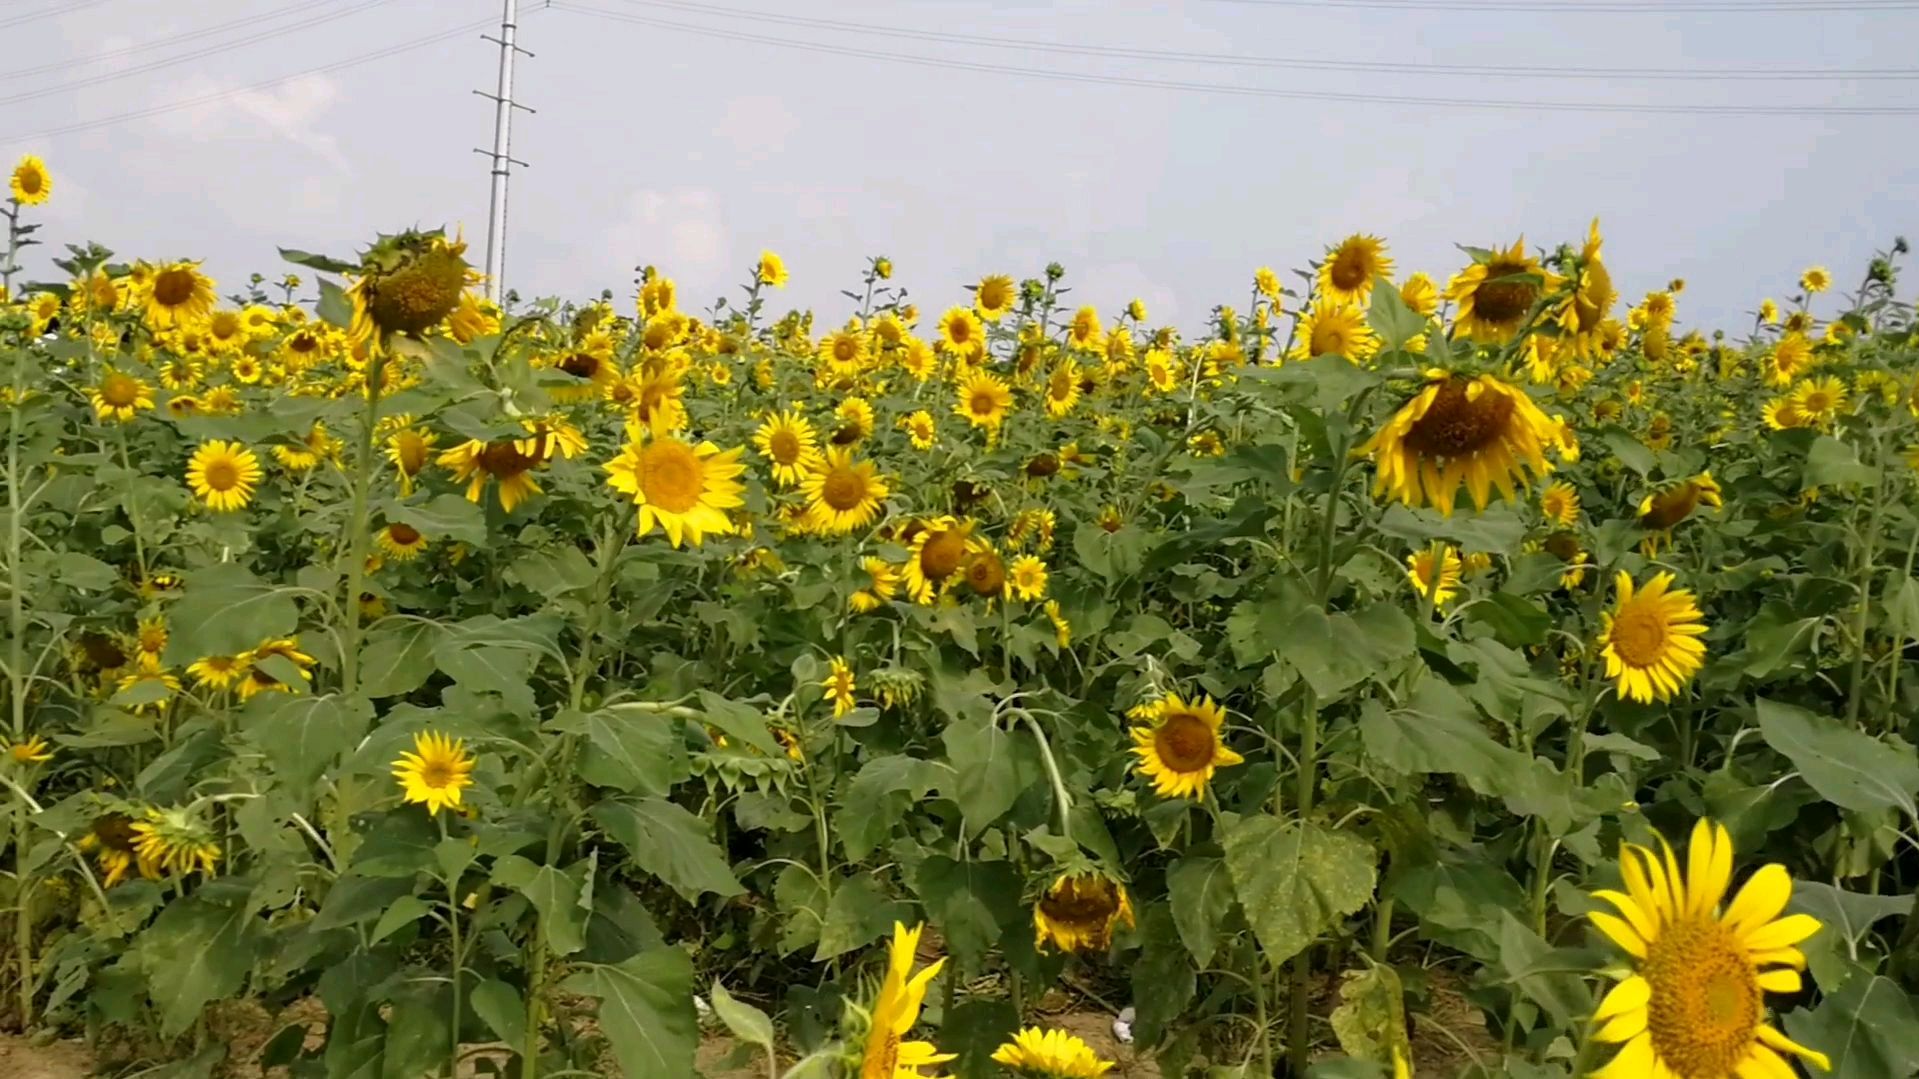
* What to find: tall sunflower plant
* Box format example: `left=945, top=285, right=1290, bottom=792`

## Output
left=1, top=168, right=1917, bottom=1079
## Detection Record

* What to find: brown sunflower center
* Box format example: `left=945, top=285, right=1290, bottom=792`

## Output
left=1153, top=710, right=1217, bottom=772
left=18, top=169, right=45, bottom=196
left=1049, top=371, right=1074, bottom=401
left=636, top=441, right=703, bottom=513
left=92, top=813, right=137, bottom=852
left=1310, top=318, right=1352, bottom=358
left=947, top=319, right=975, bottom=346
left=1543, top=531, right=1582, bottom=562
left=478, top=440, right=538, bottom=480
left=420, top=759, right=456, bottom=790
left=1471, top=260, right=1539, bottom=325
left=1329, top=245, right=1371, bottom=292
left=100, top=373, right=139, bottom=407
left=768, top=428, right=802, bottom=465
left=153, top=269, right=196, bottom=307
left=833, top=336, right=860, bottom=363
left=1642, top=484, right=1700, bottom=530
left=370, top=251, right=466, bottom=333
left=1038, top=875, right=1122, bottom=928
left=978, top=280, right=1011, bottom=311
left=1643, top=917, right=1759, bottom=1079
left=209, top=311, right=242, bottom=339
left=1026, top=454, right=1059, bottom=478
left=968, top=390, right=999, bottom=417
left=820, top=466, right=869, bottom=512
left=387, top=522, right=422, bottom=546
left=1610, top=602, right=1671, bottom=669
left=560, top=352, right=600, bottom=378
left=919, top=529, right=967, bottom=581
left=202, top=458, right=241, bottom=492
left=965, top=553, right=1005, bottom=596
left=1403, top=380, right=1516, bottom=459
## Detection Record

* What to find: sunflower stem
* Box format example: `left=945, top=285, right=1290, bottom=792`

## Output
left=7, top=319, right=34, bottom=1031
left=336, top=344, right=387, bottom=696
left=1844, top=437, right=1888, bottom=730
left=1018, top=711, right=1073, bottom=841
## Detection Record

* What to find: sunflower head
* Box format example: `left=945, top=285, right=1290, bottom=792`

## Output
left=1034, top=872, right=1135, bottom=955
left=392, top=731, right=476, bottom=816
left=1597, top=571, right=1708, bottom=704
left=10, top=154, right=52, bottom=205
left=129, top=805, right=221, bottom=877
left=352, top=229, right=475, bottom=341
left=1317, top=233, right=1394, bottom=305
left=1127, top=691, right=1244, bottom=800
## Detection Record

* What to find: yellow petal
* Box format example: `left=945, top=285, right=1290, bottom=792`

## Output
left=1724, top=864, right=1792, bottom=933
left=1594, top=975, right=1651, bottom=1020
left=1593, top=889, right=1657, bottom=944
left=1755, top=968, right=1802, bottom=994
left=1741, top=913, right=1822, bottom=951
left=1589, top=912, right=1648, bottom=958
left=1757, top=1024, right=1831, bottom=1071
left=1687, top=820, right=1734, bottom=916
left=1594, top=1033, right=1654, bottom=1079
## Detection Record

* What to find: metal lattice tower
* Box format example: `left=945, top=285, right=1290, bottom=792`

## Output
left=475, top=0, right=533, bottom=302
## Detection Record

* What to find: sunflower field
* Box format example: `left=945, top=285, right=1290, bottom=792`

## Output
left=2, top=151, right=1919, bottom=1079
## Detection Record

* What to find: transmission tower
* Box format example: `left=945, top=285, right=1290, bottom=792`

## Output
left=475, top=0, right=533, bottom=303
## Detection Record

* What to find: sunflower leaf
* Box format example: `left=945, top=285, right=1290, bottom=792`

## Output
left=1223, top=815, right=1376, bottom=966
left=1756, top=697, right=1919, bottom=817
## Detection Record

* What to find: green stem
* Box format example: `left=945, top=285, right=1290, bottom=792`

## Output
left=336, top=345, right=387, bottom=696
left=441, top=816, right=463, bottom=1078
left=1253, top=953, right=1273, bottom=1078
left=1018, top=712, right=1074, bottom=840
left=1287, top=686, right=1320, bottom=1076
left=1370, top=897, right=1395, bottom=963
left=114, top=428, right=149, bottom=582
left=8, top=319, right=31, bottom=1030
left=1845, top=448, right=1889, bottom=729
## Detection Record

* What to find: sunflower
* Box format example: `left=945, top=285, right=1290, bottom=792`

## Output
left=88, top=368, right=155, bottom=423
left=185, top=440, right=263, bottom=512
left=140, top=261, right=217, bottom=332
left=273, top=423, right=341, bottom=474
left=626, top=358, right=689, bottom=435
left=1067, top=306, right=1104, bottom=352
left=392, top=731, right=475, bottom=816
left=385, top=421, right=438, bottom=494
left=1289, top=298, right=1378, bottom=363
left=1033, top=872, right=1135, bottom=954
left=993, top=1027, right=1116, bottom=1079
left=938, top=305, right=985, bottom=358
left=858, top=923, right=952, bottom=1079
left=1406, top=544, right=1463, bottom=607
left=128, top=806, right=221, bottom=878
left=4, top=735, right=52, bottom=765
left=446, top=290, right=499, bottom=343
left=1597, top=571, right=1708, bottom=704
left=800, top=447, right=890, bottom=535
left=1446, top=239, right=1561, bottom=346
left=1799, top=266, right=1831, bottom=294
left=757, top=249, right=789, bottom=288
left=551, top=336, right=618, bottom=402
left=818, top=327, right=870, bottom=381
left=236, top=637, right=315, bottom=700
left=963, top=549, right=1007, bottom=600
left=377, top=522, right=430, bottom=561
left=754, top=409, right=825, bottom=487
left=1540, top=481, right=1581, bottom=526
left=186, top=654, right=245, bottom=691
left=1043, top=599, right=1072, bottom=647
left=76, top=812, right=155, bottom=888
left=1253, top=265, right=1282, bottom=301
left=1358, top=372, right=1565, bottom=516
left=1045, top=357, right=1083, bottom=418
left=954, top=369, right=1013, bottom=432
left=348, top=229, right=476, bottom=345
left=1143, top=349, right=1181, bottom=395
left=1317, top=233, right=1394, bottom=306
left=1789, top=376, right=1848, bottom=430
left=902, top=516, right=977, bottom=604
left=1588, top=820, right=1830, bottom=1079
left=850, top=557, right=902, bottom=614
left=9, top=154, right=51, bottom=205
left=898, top=337, right=938, bottom=382
left=1557, top=219, right=1618, bottom=360
left=1765, top=333, right=1815, bottom=388
left=1639, top=472, right=1723, bottom=531
left=1128, top=692, right=1243, bottom=800
left=899, top=409, right=937, bottom=450
left=1008, top=555, right=1048, bottom=601
left=821, top=656, right=857, bottom=717
left=832, top=396, right=875, bottom=445
left=603, top=431, right=748, bottom=547
left=974, top=274, right=1016, bottom=321
left=439, top=439, right=543, bottom=513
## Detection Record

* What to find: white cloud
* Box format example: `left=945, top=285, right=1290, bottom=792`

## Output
left=158, top=73, right=348, bottom=173
left=606, top=188, right=727, bottom=279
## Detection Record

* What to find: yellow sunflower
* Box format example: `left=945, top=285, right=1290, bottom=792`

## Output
left=954, top=369, right=1013, bottom=432
left=185, top=440, right=263, bottom=512
left=1358, top=372, right=1565, bottom=516
left=1799, top=266, right=1831, bottom=294
left=1317, top=233, right=1394, bottom=306
left=1639, top=472, right=1723, bottom=532
left=754, top=409, right=825, bottom=487
left=1446, top=238, right=1562, bottom=346
left=1597, top=571, right=1708, bottom=704
left=377, top=522, right=430, bottom=561
left=849, top=557, right=902, bottom=614
left=348, top=229, right=476, bottom=346
left=392, top=731, right=475, bottom=816
left=385, top=421, right=438, bottom=494
left=821, top=656, right=857, bottom=717
left=1789, top=376, right=1848, bottom=430
left=801, top=447, right=889, bottom=535
left=186, top=654, right=245, bottom=691
left=1067, top=306, right=1104, bottom=352
left=1008, top=555, right=1048, bottom=601
left=439, top=438, right=547, bottom=514
left=76, top=813, right=156, bottom=888
left=603, top=431, right=747, bottom=547
left=1758, top=298, right=1780, bottom=325
left=1540, top=481, right=1581, bottom=526
left=1128, top=692, right=1243, bottom=801
left=899, top=409, right=937, bottom=450
left=818, top=327, right=870, bottom=381
left=1406, top=544, right=1463, bottom=607
left=974, top=274, right=1016, bottom=322
left=859, top=923, right=952, bottom=1079
left=4, top=735, right=53, bottom=765
left=757, top=249, right=789, bottom=288
left=938, top=305, right=985, bottom=358
left=1289, top=298, right=1378, bottom=363
left=1033, top=872, right=1134, bottom=955
left=88, top=368, right=155, bottom=423
left=1766, top=333, right=1815, bottom=388
left=9, top=154, right=52, bottom=205
left=550, top=336, right=618, bottom=403
left=993, top=1027, right=1116, bottom=1079
left=140, top=261, right=217, bottom=332
left=236, top=637, right=315, bottom=700
left=128, top=806, right=221, bottom=878
left=902, top=516, right=977, bottom=604
left=1557, top=219, right=1618, bottom=361
left=1045, top=357, right=1083, bottom=418
left=1588, top=820, right=1830, bottom=1079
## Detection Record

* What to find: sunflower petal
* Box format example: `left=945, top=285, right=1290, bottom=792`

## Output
left=1594, top=1033, right=1654, bottom=1079
left=1741, top=913, right=1822, bottom=951
left=1589, top=912, right=1648, bottom=958
left=1594, top=974, right=1651, bottom=1020
left=1757, top=1024, right=1831, bottom=1071
left=1724, top=864, right=1793, bottom=933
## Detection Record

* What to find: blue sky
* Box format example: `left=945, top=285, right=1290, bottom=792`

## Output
left=5, top=0, right=1916, bottom=332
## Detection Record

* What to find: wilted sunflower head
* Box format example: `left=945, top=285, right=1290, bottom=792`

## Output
left=1034, top=871, right=1135, bottom=954
left=351, top=228, right=475, bottom=341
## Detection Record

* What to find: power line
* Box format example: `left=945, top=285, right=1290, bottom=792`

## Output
left=1204, top=0, right=1919, bottom=11
left=0, top=0, right=398, bottom=108
left=0, top=0, right=115, bottom=31
left=1, top=0, right=364, bottom=85
left=604, top=0, right=1919, bottom=81
left=550, top=2, right=1919, bottom=115
left=0, top=18, right=499, bottom=142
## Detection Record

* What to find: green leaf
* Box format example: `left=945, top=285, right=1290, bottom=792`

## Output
left=1375, top=502, right=1526, bottom=555
left=913, top=856, right=1021, bottom=971
left=553, top=707, right=683, bottom=796
left=505, top=543, right=597, bottom=596
left=279, top=247, right=358, bottom=274
left=243, top=693, right=374, bottom=788
left=161, top=563, right=299, bottom=666
left=1782, top=974, right=1919, bottom=1079
left=841, top=755, right=946, bottom=861
left=692, top=691, right=780, bottom=757
left=940, top=715, right=1041, bottom=838
left=1789, top=881, right=1912, bottom=948
left=1756, top=697, right=1919, bottom=816
left=1131, top=903, right=1196, bottom=1048
left=591, top=797, right=744, bottom=899
left=316, top=278, right=353, bottom=330
left=1463, top=591, right=1551, bottom=647
left=939, top=998, right=1020, bottom=1079
left=385, top=493, right=488, bottom=547
left=1278, top=604, right=1416, bottom=699
left=1804, top=435, right=1879, bottom=489
left=709, top=981, right=775, bottom=1055
left=356, top=619, right=444, bottom=699
left=313, top=875, right=416, bottom=931
left=1222, top=816, right=1377, bottom=966
left=369, top=895, right=433, bottom=946
left=494, top=854, right=587, bottom=956
left=1167, top=852, right=1237, bottom=967
left=564, top=951, right=698, bottom=1079
left=470, top=978, right=528, bottom=1049
left=1328, top=965, right=1412, bottom=1067
left=813, top=874, right=912, bottom=962
left=1600, top=429, right=1656, bottom=477
left=1890, top=576, right=1919, bottom=642
left=1367, top=278, right=1428, bottom=350
left=133, top=895, right=260, bottom=1037
left=1496, top=913, right=1592, bottom=1029
left=1359, top=682, right=1527, bottom=800
left=772, top=864, right=830, bottom=957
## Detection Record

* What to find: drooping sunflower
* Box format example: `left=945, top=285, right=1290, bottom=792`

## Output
left=1406, top=544, right=1463, bottom=607
left=1557, top=218, right=1618, bottom=361
left=974, top=274, right=1016, bottom=322
left=938, top=305, right=985, bottom=358
left=1596, top=571, right=1709, bottom=704
left=377, top=522, right=430, bottom=561
left=186, top=654, right=245, bottom=691
left=757, top=249, right=789, bottom=288
left=1588, top=820, right=1830, bottom=1079
left=821, top=656, right=857, bottom=717
left=236, top=637, right=315, bottom=700
left=1358, top=372, right=1566, bottom=516
left=858, top=923, right=952, bottom=1079
left=603, top=431, right=747, bottom=547
left=1033, top=871, right=1135, bottom=954
left=1639, top=472, right=1723, bottom=532
left=5, top=735, right=53, bottom=765
left=9, top=154, right=51, bottom=205
left=185, top=439, right=263, bottom=513
left=76, top=812, right=155, bottom=887
left=550, top=334, right=619, bottom=402
left=392, top=731, right=475, bottom=816
left=1066, top=306, right=1104, bottom=352
left=384, top=420, right=438, bottom=494
left=1540, top=481, right=1581, bottom=526
left=1446, top=238, right=1562, bottom=346
left=800, top=447, right=890, bottom=535
left=1289, top=298, right=1378, bottom=363
left=1043, top=599, right=1072, bottom=647
left=902, top=516, right=977, bottom=604
left=1128, top=692, right=1244, bottom=801
left=992, top=1026, right=1117, bottom=1078
left=1799, top=266, right=1831, bottom=294
left=141, top=261, right=217, bottom=332
left=849, top=557, right=902, bottom=614
left=273, top=422, right=341, bottom=474
left=347, top=229, right=477, bottom=346
left=1317, top=233, right=1394, bottom=306
left=962, top=549, right=1007, bottom=601
left=128, top=806, right=221, bottom=878
left=754, top=409, right=825, bottom=487
left=954, top=369, right=1013, bottom=432
left=88, top=368, right=155, bottom=423
left=439, top=438, right=547, bottom=514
